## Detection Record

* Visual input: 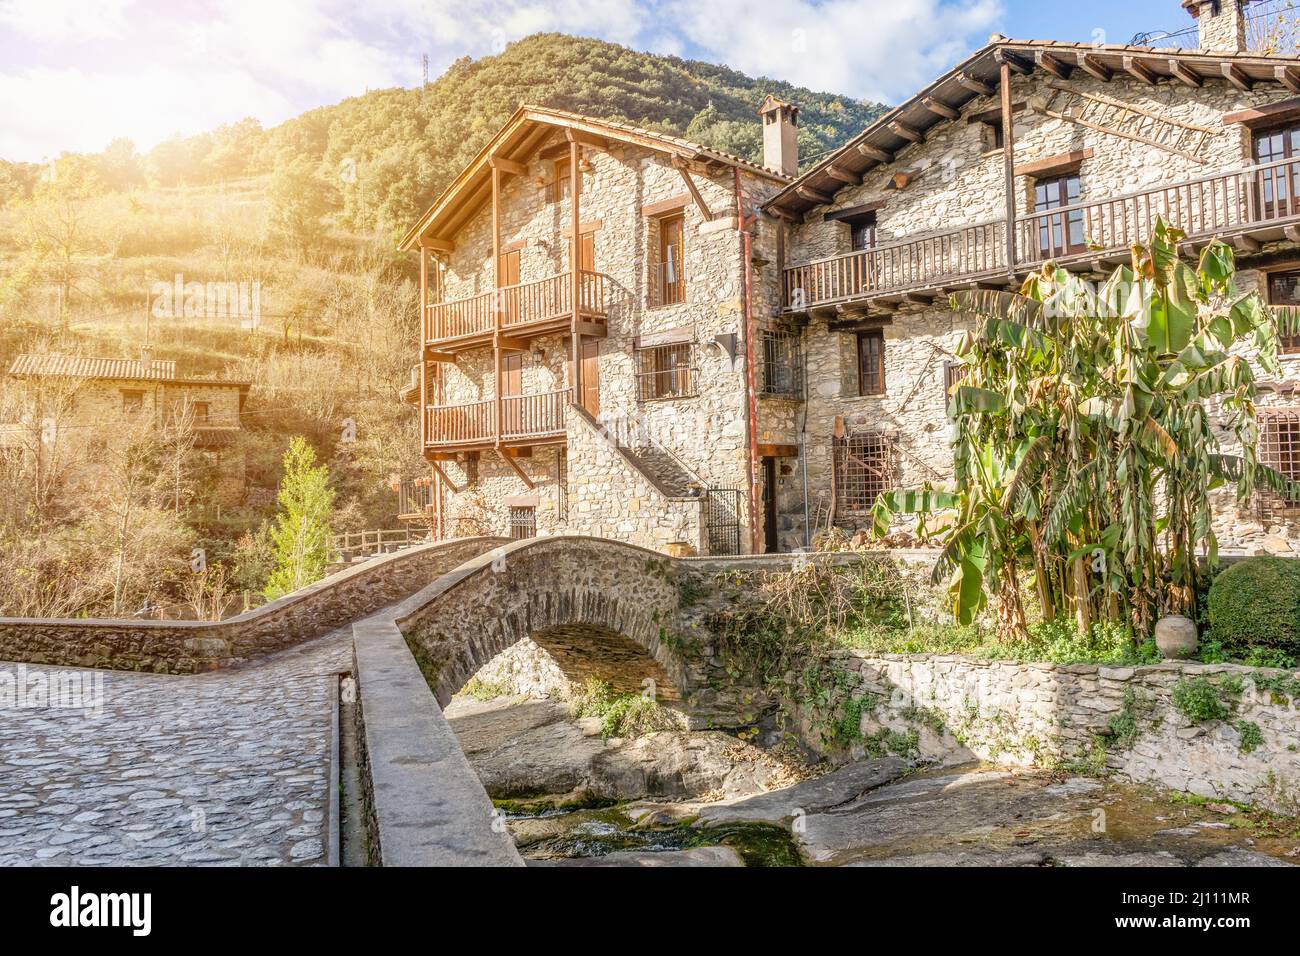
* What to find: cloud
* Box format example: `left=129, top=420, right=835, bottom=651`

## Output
left=0, top=0, right=1006, bottom=161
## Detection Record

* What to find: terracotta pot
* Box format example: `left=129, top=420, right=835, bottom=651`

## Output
left=1154, top=615, right=1198, bottom=660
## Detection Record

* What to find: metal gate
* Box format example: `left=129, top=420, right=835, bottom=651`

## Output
left=703, top=488, right=743, bottom=556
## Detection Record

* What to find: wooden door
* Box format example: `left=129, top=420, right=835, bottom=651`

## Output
left=579, top=340, right=600, bottom=417
left=497, top=249, right=520, bottom=323
left=658, top=214, right=685, bottom=305
left=501, top=352, right=522, bottom=436
left=762, top=457, right=779, bottom=554
left=577, top=233, right=595, bottom=273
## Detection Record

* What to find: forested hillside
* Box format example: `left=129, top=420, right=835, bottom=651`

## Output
left=0, top=33, right=884, bottom=619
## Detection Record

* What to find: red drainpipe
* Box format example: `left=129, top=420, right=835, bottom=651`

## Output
left=735, top=169, right=762, bottom=555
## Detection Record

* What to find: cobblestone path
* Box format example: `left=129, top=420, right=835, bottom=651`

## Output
left=0, top=631, right=351, bottom=866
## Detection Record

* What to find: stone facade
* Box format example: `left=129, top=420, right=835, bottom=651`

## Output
left=776, top=54, right=1300, bottom=553
left=845, top=652, right=1300, bottom=812
left=419, top=116, right=787, bottom=553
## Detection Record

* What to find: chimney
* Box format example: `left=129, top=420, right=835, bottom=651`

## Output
left=759, top=95, right=799, bottom=178
left=140, top=345, right=153, bottom=373
left=1183, top=0, right=1253, bottom=53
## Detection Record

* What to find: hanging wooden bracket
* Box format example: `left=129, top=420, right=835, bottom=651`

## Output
left=429, top=461, right=462, bottom=494
left=671, top=157, right=716, bottom=220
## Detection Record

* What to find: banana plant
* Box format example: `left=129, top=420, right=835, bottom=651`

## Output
left=872, top=219, right=1300, bottom=640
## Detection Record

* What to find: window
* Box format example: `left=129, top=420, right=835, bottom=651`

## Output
left=191, top=401, right=210, bottom=425
left=508, top=506, right=537, bottom=540
left=1034, top=173, right=1085, bottom=259
left=834, top=431, right=895, bottom=513
left=550, top=158, right=581, bottom=202
left=760, top=328, right=803, bottom=397
left=848, top=213, right=877, bottom=253
left=943, top=361, right=967, bottom=403
left=636, top=342, right=694, bottom=401
left=122, top=389, right=145, bottom=413
left=856, top=329, right=886, bottom=396
left=1267, top=270, right=1300, bottom=355
left=1253, top=123, right=1300, bottom=221
left=1258, top=409, right=1300, bottom=514
left=654, top=213, right=685, bottom=306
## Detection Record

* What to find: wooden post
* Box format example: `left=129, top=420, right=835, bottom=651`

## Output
left=1000, top=59, right=1018, bottom=276
left=569, top=138, right=582, bottom=409
left=418, top=246, right=428, bottom=451
left=491, top=165, right=502, bottom=445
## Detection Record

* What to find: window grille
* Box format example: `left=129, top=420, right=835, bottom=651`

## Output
left=1258, top=409, right=1300, bottom=515
left=508, top=506, right=537, bottom=540
left=834, top=431, right=896, bottom=513
left=760, top=329, right=804, bottom=397
left=636, top=342, right=695, bottom=401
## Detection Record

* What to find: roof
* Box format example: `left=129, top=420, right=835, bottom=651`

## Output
left=398, top=104, right=791, bottom=251
left=8, top=353, right=250, bottom=389
left=764, top=38, right=1300, bottom=220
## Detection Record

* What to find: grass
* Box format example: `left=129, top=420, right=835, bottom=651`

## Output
left=838, top=617, right=1161, bottom=667
left=568, top=678, right=680, bottom=739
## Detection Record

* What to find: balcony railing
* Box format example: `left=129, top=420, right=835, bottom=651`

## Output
left=425, top=388, right=569, bottom=447
left=783, top=156, right=1300, bottom=312
left=425, top=271, right=609, bottom=344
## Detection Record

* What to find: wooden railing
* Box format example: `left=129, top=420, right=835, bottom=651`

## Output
left=330, top=528, right=424, bottom=563
left=784, top=156, right=1300, bottom=310
left=425, top=390, right=568, bottom=446
left=396, top=478, right=434, bottom=519
left=425, top=270, right=609, bottom=343
left=425, top=399, right=493, bottom=446
left=501, top=389, right=568, bottom=440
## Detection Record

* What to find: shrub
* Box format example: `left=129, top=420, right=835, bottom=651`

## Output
left=1206, top=557, right=1300, bottom=657
left=1171, top=676, right=1241, bottom=724
left=568, top=678, right=679, bottom=739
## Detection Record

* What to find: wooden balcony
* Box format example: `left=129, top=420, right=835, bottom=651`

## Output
left=424, top=388, right=569, bottom=451
left=783, top=157, right=1300, bottom=314
left=425, top=271, right=610, bottom=350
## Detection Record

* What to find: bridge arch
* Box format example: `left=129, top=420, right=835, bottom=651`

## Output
left=394, top=537, right=692, bottom=707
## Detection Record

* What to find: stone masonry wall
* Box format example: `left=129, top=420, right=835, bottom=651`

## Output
left=429, top=126, right=786, bottom=552
left=779, top=65, right=1300, bottom=549
left=0, top=537, right=503, bottom=673
left=847, top=653, right=1300, bottom=812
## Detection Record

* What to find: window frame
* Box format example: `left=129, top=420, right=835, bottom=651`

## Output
left=1265, top=267, right=1300, bottom=355
left=856, top=328, right=886, bottom=397
left=1033, top=172, right=1086, bottom=259
left=1257, top=408, right=1300, bottom=515
left=833, top=431, right=896, bottom=515
left=121, top=389, right=145, bottom=414
left=635, top=341, right=695, bottom=402
left=653, top=212, right=686, bottom=308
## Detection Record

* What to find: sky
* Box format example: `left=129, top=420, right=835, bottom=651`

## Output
left=0, top=0, right=1193, bottom=163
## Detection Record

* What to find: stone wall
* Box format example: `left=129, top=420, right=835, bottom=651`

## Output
left=428, top=123, right=787, bottom=552
left=778, top=63, right=1300, bottom=549
left=467, top=637, right=571, bottom=699
left=845, top=653, right=1300, bottom=812
left=0, top=537, right=504, bottom=673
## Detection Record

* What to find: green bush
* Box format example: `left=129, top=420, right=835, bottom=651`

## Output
left=1206, top=557, right=1300, bottom=657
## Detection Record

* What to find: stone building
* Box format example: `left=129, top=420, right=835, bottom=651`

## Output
left=761, top=0, right=1300, bottom=555
left=398, top=106, right=793, bottom=553
left=5, top=349, right=250, bottom=503
left=403, top=0, right=1300, bottom=557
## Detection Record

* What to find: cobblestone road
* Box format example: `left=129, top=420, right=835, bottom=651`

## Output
left=0, top=631, right=351, bottom=866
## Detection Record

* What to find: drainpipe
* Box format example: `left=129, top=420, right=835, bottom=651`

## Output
left=735, top=169, right=762, bottom=555
left=799, top=337, right=811, bottom=551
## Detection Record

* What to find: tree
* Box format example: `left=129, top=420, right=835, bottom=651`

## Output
left=265, top=436, right=335, bottom=600
left=872, top=221, right=1300, bottom=640
left=268, top=158, right=334, bottom=259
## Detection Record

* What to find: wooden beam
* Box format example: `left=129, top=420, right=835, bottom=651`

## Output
left=1015, top=148, right=1093, bottom=179
left=1284, top=225, right=1300, bottom=244
left=856, top=142, right=894, bottom=163
left=499, top=450, right=535, bottom=489
left=1222, top=62, right=1253, bottom=92
left=673, top=159, right=715, bottom=220
left=570, top=138, right=582, bottom=409
left=495, top=335, right=528, bottom=351
left=957, top=72, right=995, bottom=97
left=1001, top=58, right=1017, bottom=279
left=487, top=155, right=527, bottom=176
left=1035, top=50, right=1073, bottom=80
left=888, top=120, right=925, bottom=144
left=491, top=164, right=503, bottom=445
left=1222, top=96, right=1300, bottom=128
left=423, top=348, right=456, bottom=363
left=1275, top=64, right=1300, bottom=93
left=429, top=461, right=462, bottom=494
left=563, top=128, right=610, bottom=151
left=796, top=184, right=833, bottom=205
left=994, top=49, right=1034, bottom=76
left=920, top=96, right=960, bottom=120
left=640, top=194, right=690, bottom=218
left=1169, top=59, right=1203, bottom=88
left=1234, top=234, right=1263, bottom=254
left=420, top=237, right=455, bottom=253
left=1076, top=52, right=1113, bottom=82
left=824, top=165, right=862, bottom=186
left=1123, top=56, right=1160, bottom=85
